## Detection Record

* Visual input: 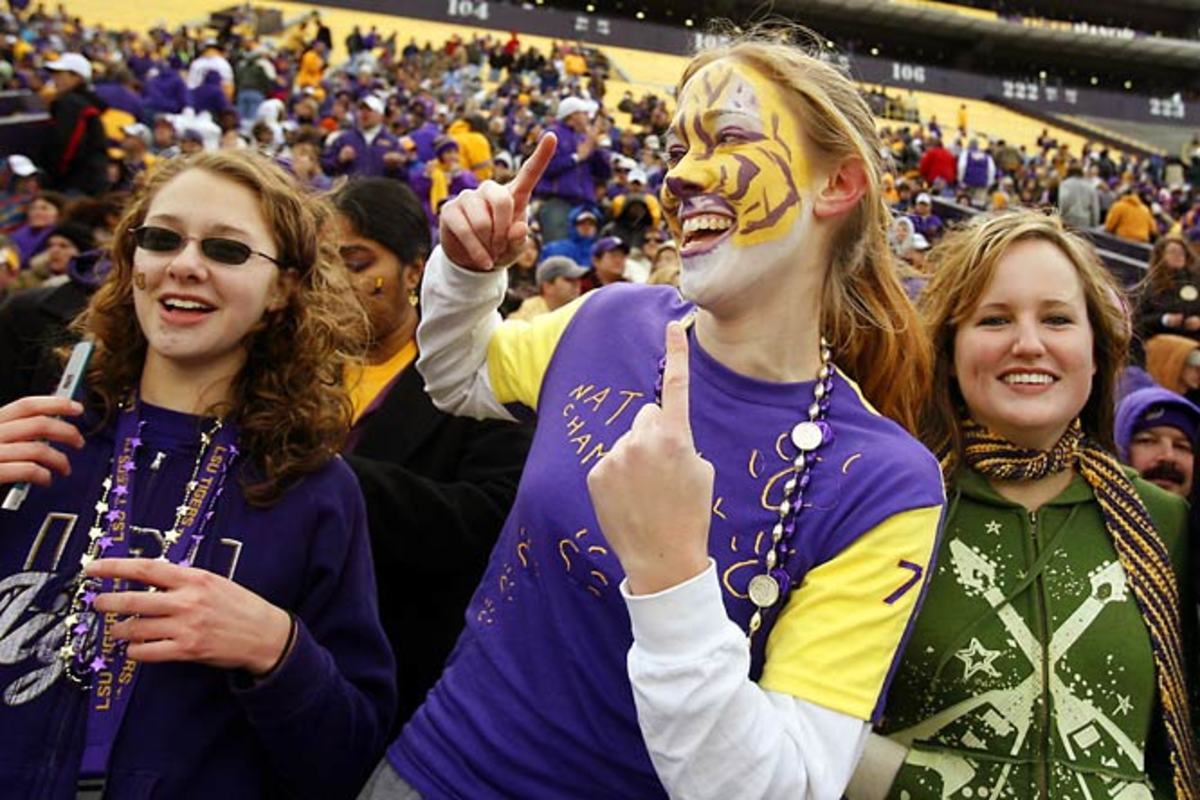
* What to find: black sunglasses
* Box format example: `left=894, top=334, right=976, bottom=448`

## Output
left=132, top=225, right=282, bottom=267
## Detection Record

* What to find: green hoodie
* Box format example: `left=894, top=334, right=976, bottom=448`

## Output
left=879, top=467, right=1190, bottom=800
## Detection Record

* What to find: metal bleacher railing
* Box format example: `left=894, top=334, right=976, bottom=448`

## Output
left=931, top=197, right=1150, bottom=287
left=0, top=90, right=50, bottom=166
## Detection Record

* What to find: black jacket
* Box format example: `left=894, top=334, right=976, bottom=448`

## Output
left=0, top=279, right=90, bottom=404
left=345, top=366, right=532, bottom=731
left=40, top=85, right=108, bottom=195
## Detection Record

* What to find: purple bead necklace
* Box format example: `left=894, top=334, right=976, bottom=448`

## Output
left=655, top=320, right=835, bottom=639
left=58, top=400, right=238, bottom=687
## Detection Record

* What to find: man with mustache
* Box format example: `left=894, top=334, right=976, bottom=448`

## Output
left=1114, top=386, right=1200, bottom=498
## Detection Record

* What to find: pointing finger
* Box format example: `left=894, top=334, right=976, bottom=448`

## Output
left=660, top=320, right=691, bottom=440
left=509, top=133, right=557, bottom=214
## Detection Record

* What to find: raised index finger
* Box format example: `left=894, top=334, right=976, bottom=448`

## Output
left=660, top=320, right=691, bottom=439
left=509, top=132, right=557, bottom=213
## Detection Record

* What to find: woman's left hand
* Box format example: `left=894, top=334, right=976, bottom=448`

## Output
left=87, top=558, right=293, bottom=676
left=586, top=321, right=714, bottom=595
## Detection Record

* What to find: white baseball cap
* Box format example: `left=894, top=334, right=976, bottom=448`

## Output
left=46, top=52, right=92, bottom=82
left=358, top=95, right=385, bottom=114
left=7, top=154, right=38, bottom=177
left=556, top=96, right=597, bottom=121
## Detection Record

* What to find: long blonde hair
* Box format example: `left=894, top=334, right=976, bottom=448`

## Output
left=677, top=28, right=930, bottom=433
left=919, top=209, right=1129, bottom=471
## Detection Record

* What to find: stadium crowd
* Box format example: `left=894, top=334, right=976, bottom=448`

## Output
left=0, top=3, right=1199, bottom=799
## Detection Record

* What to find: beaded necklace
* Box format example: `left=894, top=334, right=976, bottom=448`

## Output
left=654, top=319, right=835, bottom=639
left=58, top=399, right=239, bottom=687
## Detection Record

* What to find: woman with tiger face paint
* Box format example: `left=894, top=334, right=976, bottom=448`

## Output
left=358, top=29, right=944, bottom=800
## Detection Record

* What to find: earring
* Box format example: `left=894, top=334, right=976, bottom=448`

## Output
left=408, top=288, right=419, bottom=307
left=373, top=277, right=384, bottom=296
left=133, top=272, right=146, bottom=290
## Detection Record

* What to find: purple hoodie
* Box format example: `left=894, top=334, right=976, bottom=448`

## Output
left=189, top=70, right=231, bottom=117
left=0, top=402, right=397, bottom=798
left=534, top=120, right=611, bottom=206
left=143, top=66, right=188, bottom=115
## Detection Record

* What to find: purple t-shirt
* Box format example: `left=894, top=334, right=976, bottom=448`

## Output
left=391, top=285, right=944, bottom=797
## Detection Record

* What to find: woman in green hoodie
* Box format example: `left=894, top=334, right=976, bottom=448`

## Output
left=848, top=209, right=1197, bottom=800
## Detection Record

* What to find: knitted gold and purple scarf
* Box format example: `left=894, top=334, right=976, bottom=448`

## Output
left=959, top=418, right=1198, bottom=799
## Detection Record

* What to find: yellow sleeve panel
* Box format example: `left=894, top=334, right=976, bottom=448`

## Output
left=759, top=503, right=943, bottom=721
left=486, top=293, right=593, bottom=412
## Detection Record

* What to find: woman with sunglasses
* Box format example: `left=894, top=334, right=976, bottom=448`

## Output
left=0, top=151, right=396, bottom=798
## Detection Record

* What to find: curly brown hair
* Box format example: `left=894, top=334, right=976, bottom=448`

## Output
left=919, top=209, right=1129, bottom=476
left=74, top=151, right=369, bottom=505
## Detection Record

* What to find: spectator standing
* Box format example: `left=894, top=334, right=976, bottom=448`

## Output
left=330, top=178, right=531, bottom=728
left=1058, top=162, right=1101, bottom=230
left=1105, top=187, right=1157, bottom=243
left=189, top=68, right=231, bottom=117
left=10, top=191, right=65, bottom=267
left=185, top=39, right=234, bottom=98
left=918, top=136, right=956, bottom=187
left=534, top=96, right=611, bottom=242
left=234, top=45, right=277, bottom=125
left=143, top=62, right=189, bottom=117
left=447, top=114, right=493, bottom=181
left=321, top=95, right=408, bottom=179
left=957, top=138, right=995, bottom=208
left=40, top=53, right=108, bottom=196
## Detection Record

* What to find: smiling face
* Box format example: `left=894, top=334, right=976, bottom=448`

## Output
left=661, top=58, right=814, bottom=308
left=953, top=238, right=1096, bottom=451
left=1128, top=424, right=1193, bottom=497
left=132, top=169, right=287, bottom=380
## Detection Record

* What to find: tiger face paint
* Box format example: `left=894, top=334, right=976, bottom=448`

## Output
left=662, top=58, right=815, bottom=307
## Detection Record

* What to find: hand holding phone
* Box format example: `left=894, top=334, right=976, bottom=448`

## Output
left=1, top=340, right=92, bottom=511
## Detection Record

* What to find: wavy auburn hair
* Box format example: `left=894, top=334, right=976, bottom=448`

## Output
left=75, top=151, right=369, bottom=505
left=677, top=25, right=931, bottom=433
left=919, top=209, right=1129, bottom=476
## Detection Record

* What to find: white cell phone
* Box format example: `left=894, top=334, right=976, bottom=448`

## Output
left=2, top=340, right=94, bottom=512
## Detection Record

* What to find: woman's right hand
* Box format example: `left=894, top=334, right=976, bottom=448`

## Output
left=0, top=396, right=84, bottom=486
left=440, top=132, right=557, bottom=271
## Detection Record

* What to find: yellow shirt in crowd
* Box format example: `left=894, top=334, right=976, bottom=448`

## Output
left=345, top=339, right=418, bottom=423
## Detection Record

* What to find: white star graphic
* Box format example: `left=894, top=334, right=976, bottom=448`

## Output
left=1114, top=694, right=1132, bottom=716
left=954, top=637, right=1002, bottom=681
left=985, top=519, right=1003, bottom=536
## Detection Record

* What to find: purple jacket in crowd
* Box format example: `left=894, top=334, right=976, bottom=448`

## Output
left=93, top=82, right=144, bottom=121
left=143, top=66, right=189, bottom=116
left=534, top=120, right=611, bottom=206
left=321, top=127, right=409, bottom=179
left=407, top=121, right=440, bottom=163
left=189, top=70, right=231, bottom=118
left=0, top=402, right=397, bottom=798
